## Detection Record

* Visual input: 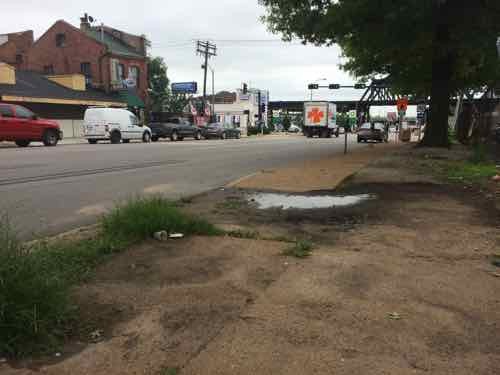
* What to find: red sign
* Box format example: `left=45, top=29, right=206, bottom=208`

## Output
left=307, top=108, right=325, bottom=124
left=397, top=98, right=409, bottom=113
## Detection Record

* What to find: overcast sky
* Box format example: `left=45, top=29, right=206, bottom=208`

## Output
left=1, top=0, right=369, bottom=101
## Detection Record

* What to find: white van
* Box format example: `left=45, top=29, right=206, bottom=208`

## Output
left=83, top=108, right=152, bottom=144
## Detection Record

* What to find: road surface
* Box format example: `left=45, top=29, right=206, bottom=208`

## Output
left=0, top=136, right=362, bottom=238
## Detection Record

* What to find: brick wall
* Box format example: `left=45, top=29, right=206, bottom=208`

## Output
left=104, top=55, right=148, bottom=102
left=0, top=30, right=34, bottom=68
left=25, top=21, right=107, bottom=88
left=25, top=20, right=148, bottom=103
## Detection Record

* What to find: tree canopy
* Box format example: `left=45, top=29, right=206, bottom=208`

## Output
left=260, top=0, right=500, bottom=146
left=147, top=56, right=190, bottom=113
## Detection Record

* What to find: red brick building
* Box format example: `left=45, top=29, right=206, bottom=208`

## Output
left=0, top=30, right=34, bottom=69
left=5, top=15, right=148, bottom=106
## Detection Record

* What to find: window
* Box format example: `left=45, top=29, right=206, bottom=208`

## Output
left=55, top=33, right=66, bottom=47
left=129, top=115, right=139, bottom=126
left=80, top=62, right=91, bottom=78
left=15, top=54, right=23, bottom=65
left=14, top=106, right=34, bottom=119
left=118, top=64, right=125, bottom=81
left=0, top=104, right=14, bottom=118
left=129, top=66, right=139, bottom=87
left=43, top=65, right=54, bottom=75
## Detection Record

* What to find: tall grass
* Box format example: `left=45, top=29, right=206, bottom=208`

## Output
left=0, top=197, right=219, bottom=358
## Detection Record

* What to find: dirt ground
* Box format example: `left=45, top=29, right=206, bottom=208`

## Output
left=3, top=144, right=500, bottom=375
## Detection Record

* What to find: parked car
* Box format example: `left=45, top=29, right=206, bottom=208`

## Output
left=357, top=122, right=388, bottom=143
left=288, top=124, right=302, bottom=133
left=149, top=117, right=202, bottom=142
left=0, top=103, right=62, bottom=147
left=202, top=123, right=241, bottom=139
left=83, top=108, right=151, bottom=144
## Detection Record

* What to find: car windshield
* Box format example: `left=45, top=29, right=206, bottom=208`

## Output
left=360, top=123, right=371, bottom=130
left=374, top=123, right=385, bottom=130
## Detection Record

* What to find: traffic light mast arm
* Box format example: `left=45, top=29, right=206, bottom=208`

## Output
left=307, top=83, right=366, bottom=90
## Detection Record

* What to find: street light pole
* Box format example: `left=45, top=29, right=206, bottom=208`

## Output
left=210, top=66, right=215, bottom=122
left=310, top=78, right=327, bottom=101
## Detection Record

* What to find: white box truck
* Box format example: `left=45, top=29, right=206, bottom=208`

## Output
left=303, top=101, right=339, bottom=138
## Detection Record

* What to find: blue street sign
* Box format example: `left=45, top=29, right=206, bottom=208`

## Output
left=172, top=82, right=198, bottom=94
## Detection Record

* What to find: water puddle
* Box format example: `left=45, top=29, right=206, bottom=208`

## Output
left=248, top=193, right=375, bottom=210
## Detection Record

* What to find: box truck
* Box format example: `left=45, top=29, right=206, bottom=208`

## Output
left=303, top=101, right=339, bottom=138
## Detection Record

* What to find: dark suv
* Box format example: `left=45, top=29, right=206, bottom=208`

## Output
left=149, top=117, right=202, bottom=142
left=0, top=103, right=63, bottom=147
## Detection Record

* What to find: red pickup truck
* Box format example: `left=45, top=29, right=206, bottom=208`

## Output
left=0, top=103, right=63, bottom=147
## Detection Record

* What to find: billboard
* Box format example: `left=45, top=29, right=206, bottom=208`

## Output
left=172, top=82, right=198, bottom=94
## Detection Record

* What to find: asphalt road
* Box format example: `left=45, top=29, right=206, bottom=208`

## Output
left=1, top=136, right=362, bottom=239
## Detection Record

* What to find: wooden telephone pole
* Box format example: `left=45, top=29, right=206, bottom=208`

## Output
left=197, top=41, right=217, bottom=115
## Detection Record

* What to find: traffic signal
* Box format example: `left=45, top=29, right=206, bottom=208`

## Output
left=243, top=83, right=248, bottom=94
left=329, top=84, right=341, bottom=90
left=308, top=84, right=319, bottom=90
left=261, top=104, right=266, bottom=113
left=354, top=83, right=366, bottom=89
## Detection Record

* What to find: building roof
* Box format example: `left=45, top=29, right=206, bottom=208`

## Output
left=85, top=28, right=144, bottom=59
left=0, top=70, right=126, bottom=106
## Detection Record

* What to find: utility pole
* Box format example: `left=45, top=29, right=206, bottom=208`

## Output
left=211, top=68, right=215, bottom=122
left=196, top=41, right=217, bottom=116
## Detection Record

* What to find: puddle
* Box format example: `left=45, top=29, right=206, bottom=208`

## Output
left=248, top=193, right=375, bottom=210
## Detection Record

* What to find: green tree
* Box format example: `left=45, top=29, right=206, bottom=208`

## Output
left=148, top=56, right=190, bottom=114
left=147, top=57, right=169, bottom=112
left=259, top=0, right=500, bottom=147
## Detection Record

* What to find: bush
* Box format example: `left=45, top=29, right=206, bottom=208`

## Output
left=0, top=197, right=219, bottom=358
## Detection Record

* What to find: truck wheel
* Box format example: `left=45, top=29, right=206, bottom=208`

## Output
left=15, top=140, right=31, bottom=147
left=42, top=129, right=59, bottom=146
left=110, top=131, right=121, bottom=144
left=142, top=131, right=151, bottom=143
left=151, top=136, right=159, bottom=142
left=88, top=139, right=98, bottom=144
left=170, top=130, right=179, bottom=142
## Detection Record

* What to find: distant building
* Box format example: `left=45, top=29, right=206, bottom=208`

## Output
left=0, top=30, right=34, bottom=69
left=208, top=88, right=269, bottom=136
left=0, top=14, right=148, bottom=108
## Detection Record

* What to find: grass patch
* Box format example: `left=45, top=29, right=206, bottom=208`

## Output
left=102, top=196, right=221, bottom=241
left=0, top=197, right=219, bottom=358
left=159, top=367, right=179, bottom=375
left=283, top=240, right=313, bottom=258
left=446, top=162, right=497, bottom=184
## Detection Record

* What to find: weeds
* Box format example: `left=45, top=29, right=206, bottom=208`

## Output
left=225, top=229, right=260, bottom=240
left=446, top=162, right=497, bottom=184
left=0, top=197, right=219, bottom=358
left=283, top=240, right=313, bottom=258
left=159, top=368, right=179, bottom=375
left=469, top=143, right=489, bottom=164
left=102, top=196, right=221, bottom=241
